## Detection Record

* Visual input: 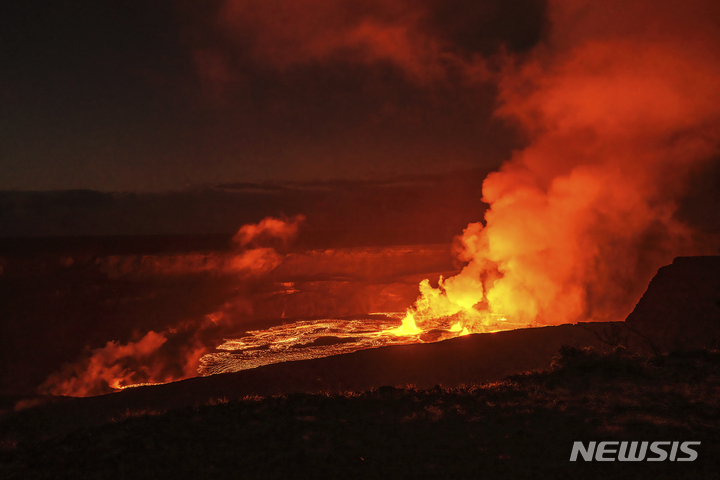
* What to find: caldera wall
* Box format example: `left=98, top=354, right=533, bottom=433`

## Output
left=625, top=256, right=720, bottom=352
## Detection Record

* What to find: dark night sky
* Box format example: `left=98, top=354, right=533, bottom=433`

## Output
left=0, top=0, right=546, bottom=192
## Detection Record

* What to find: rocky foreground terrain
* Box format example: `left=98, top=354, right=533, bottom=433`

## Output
left=2, top=346, right=720, bottom=479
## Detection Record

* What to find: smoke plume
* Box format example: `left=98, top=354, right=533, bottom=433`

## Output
left=233, top=214, right=305, bottom=248
left=206, top=0, right=453, bottom=84
left=409, top=0, right=720, bottom=330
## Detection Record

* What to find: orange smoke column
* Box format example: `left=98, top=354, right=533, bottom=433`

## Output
left=405, top=0, right=720, bottom=332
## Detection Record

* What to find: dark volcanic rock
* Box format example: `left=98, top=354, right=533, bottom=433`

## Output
left=626, top=256, right=720, bottom=352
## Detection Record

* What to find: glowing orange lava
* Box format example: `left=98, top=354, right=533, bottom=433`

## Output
left=197, top=309, right=523, bottom=377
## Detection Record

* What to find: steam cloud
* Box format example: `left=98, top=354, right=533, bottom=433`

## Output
left=411, top=0, right=720, bottom=329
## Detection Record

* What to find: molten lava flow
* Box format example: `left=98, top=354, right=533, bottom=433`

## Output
left=386, top=267, right=528, bottom=336
left=199, top=311, right=478, bottom=376
left=388, top=311, right=423, bottom=336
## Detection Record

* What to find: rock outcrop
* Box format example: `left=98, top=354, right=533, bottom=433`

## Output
left=625, top=256, right=720, bottom=352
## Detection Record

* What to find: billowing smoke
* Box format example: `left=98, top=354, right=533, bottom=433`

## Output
left=233, top=214, right=305, bottom=248
left=96, top=248, right=284, bottom=279
left=38, top=331, right=207, bottom=397
left=38, top=216, right=304, bottom=397
left=189, top=0, right=545, bottom=96
left=409, top=0, right=720, bottom=330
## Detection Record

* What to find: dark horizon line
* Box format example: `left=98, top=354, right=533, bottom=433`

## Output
left=0, top=166, right=496, bottom=196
